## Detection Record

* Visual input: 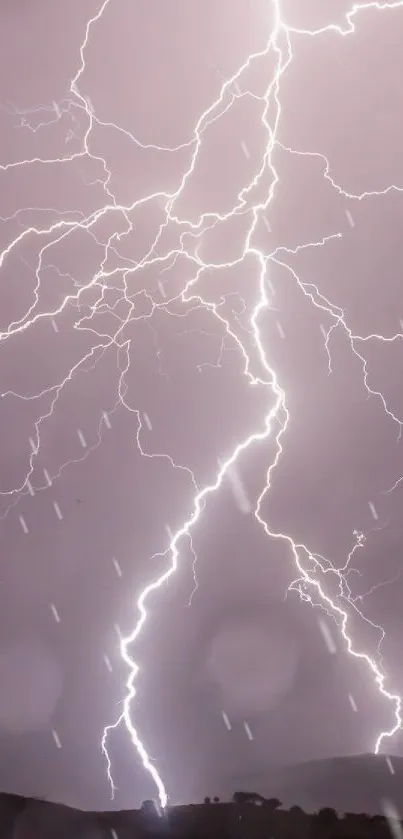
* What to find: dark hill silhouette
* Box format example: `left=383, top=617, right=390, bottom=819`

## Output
left=0, top=771, right=402, bottom=838
left=1, top=755, right=403, bottom=837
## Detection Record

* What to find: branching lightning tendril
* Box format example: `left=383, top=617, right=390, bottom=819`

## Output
left=3, top=0, right=403, bottom=809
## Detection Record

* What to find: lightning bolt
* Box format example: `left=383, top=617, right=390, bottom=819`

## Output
left=2, top=0, right=403, bottom=810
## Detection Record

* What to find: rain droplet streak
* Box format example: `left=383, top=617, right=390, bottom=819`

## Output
left=52, top=729, right=62, bottom=748
left=112, top=558, right=122, bottom=577
left=244, top=721, right=254, bottom=740
left=103, top=411, right=112, bottom=429
left=317, top=618, right=337, bottom=654
left=262, top=217, right=271, bottom=234
left=348, top=693, right=358, bottom=712
left=50, top=603, right=60, bottom=623
left=386, top=756, right=395, bottom=775
left=77, top=429, right=87, bottom=448
left=157, top=280, right=166, bottom=299
left=53, top=501, right=63, bottom=520
left=240, top=141, right=250, bottom=160
left=222, top=710, right=232, bottom=731
left=227, top=465, right=252, bottom=514
left=19, top=515, right=29, bottom=534
left=345, top=209, right=355, bottom=228
left=104, top=655, right=113, bottom=673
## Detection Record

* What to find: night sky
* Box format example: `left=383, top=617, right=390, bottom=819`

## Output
left=1, top=0, right=403, bottom=813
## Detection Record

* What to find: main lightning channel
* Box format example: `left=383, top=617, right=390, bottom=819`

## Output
left=98, top=0, right=403, bottom=807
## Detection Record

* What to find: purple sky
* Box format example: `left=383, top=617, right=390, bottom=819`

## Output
left=1, top=0, right=403, bottom=812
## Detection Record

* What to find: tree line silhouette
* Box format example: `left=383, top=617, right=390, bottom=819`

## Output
left=137, top=793, right=399, bottom=839
left=0, top=789, right=399, bottom=837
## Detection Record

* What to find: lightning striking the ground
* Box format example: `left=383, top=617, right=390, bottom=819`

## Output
left=2, top=0, right=403, bottom=810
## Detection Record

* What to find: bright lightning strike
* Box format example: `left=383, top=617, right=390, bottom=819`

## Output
left=2, top=0, right=403, bottom=811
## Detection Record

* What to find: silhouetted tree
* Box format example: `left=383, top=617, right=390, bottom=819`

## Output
left=290, top=805, right=306, bottom=817
left=203, top=796, right=211, bottom=805
left=265, top=797, right=282, bottom=812
left=213, top=796, right=220, bottom=803
left=342, top=811, right=375, bottom=839
left=371, top=814, right=386, bottom=827
left=232, top=792, right=269, bottom=806
left=317, top=807, right=338, bottom=827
